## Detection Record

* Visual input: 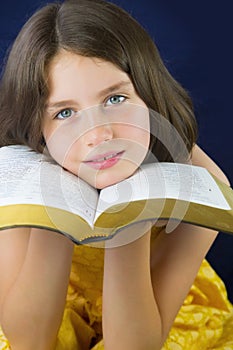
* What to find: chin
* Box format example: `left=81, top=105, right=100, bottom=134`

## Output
left=78, top=162, right=139, bottom=189
left=92, top=171, right=134, bottom=190
left=91, top=177, right=117, bottom=190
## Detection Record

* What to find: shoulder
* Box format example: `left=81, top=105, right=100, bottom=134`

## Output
left=190, top=144, right=230, bottom=186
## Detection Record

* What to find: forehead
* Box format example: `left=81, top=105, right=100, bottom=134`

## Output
left=46, top=50, right=134, bottom=103
left=47, top=50, right=130, bottom=84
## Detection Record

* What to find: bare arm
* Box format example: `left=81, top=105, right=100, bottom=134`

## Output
left=102, top=145, right=229, bottom=349
left=148, top=145, right=230, bottom=340
left=0, top=228, right=74, bottom=350
left=103, top=223, right=162, bottom=350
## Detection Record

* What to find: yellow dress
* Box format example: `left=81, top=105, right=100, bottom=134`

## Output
left=1, top=229, right=233, bottom=350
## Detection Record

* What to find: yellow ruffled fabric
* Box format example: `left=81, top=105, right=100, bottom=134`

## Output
left=55, top=245, right=233, bottom=350
left=162, top=259, right=233, bottom=350
left=0, top=328, right=10, bottom=350
left=1, top=232, right=233, bottom=350
left=56, top=244, right=104, bottom=350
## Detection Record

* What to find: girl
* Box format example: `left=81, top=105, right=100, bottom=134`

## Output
left=0, top=0, right=232, bottom=349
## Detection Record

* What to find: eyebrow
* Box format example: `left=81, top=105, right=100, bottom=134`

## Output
left=45, top=80, right=133, bottom=111
left=46, top=99, right=79, bottom=111
left=97, top=80, right=133, bottom=99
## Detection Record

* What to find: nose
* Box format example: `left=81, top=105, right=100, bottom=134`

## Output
left=84, top=124, right=113, bottom=147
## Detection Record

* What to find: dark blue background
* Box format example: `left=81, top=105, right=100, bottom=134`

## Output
left=1, top=0, right=232, bottom=299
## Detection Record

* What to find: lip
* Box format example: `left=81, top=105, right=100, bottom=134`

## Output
left=84, top=151, right=125, bottom=170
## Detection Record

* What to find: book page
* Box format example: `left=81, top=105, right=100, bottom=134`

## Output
left=0, top=145, right=98, bottom=226
left=95, top=162, right=230, bottom=221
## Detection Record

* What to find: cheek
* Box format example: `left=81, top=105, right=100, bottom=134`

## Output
left=43, top=123, right=83, bottom=167
left=116, top=124, right=150, bottom=148
left=120, top=106, right=150, bottom=148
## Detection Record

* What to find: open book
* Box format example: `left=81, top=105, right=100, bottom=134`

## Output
left=0, top=145, right=233, bottom=244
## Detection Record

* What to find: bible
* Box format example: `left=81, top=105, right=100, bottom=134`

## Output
left=0, top=145, right=233, bottom=244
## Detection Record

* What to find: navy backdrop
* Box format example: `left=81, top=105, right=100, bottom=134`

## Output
left=0, top=0, right=233, bottom=299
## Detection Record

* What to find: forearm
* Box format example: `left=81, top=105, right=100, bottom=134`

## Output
left=103, top=229, right=163, bottom=350
left=1, top=229, right=74, bottom=350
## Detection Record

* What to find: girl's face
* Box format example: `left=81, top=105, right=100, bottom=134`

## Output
left=43, top=51, right=150, bottom=189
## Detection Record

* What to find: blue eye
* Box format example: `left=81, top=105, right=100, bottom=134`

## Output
left=55, top=108, right=76, bottom=120
left=105, top=95, right=126, bottom=106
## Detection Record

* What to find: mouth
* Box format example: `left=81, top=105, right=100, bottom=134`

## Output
left=84, top=151, right=125, bottom=170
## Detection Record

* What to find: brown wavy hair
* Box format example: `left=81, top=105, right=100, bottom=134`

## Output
left=0, top=0, right=197, bottom=162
